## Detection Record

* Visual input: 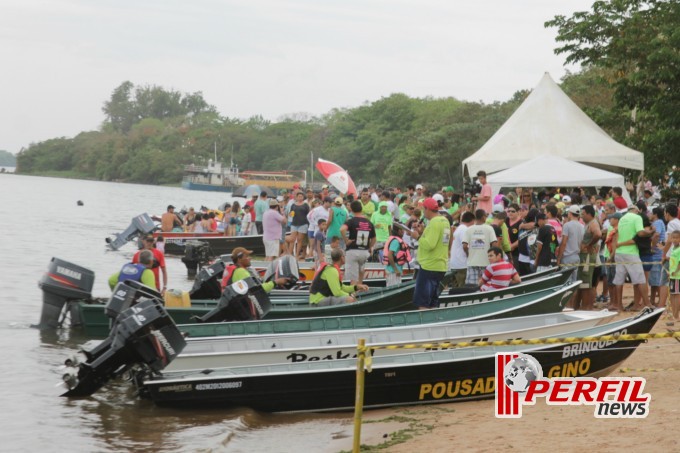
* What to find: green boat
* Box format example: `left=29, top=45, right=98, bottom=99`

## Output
left=77, top=281, right=416, bottom=337
left=178, top=281, right=579, bottom=338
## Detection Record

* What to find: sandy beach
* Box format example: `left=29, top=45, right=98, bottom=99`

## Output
left=328, top=289, right=680, bottom=452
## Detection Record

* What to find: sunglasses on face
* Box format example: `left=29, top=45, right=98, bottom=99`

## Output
left=507, top=210, right=516, bottom=213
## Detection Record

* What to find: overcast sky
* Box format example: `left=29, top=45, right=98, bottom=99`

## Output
left=1, top=0, right=595, bottom=154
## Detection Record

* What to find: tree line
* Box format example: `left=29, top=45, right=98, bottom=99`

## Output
left=17, top=1, right=678, bottom=189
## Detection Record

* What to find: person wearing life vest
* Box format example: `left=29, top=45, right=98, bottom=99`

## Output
left=382, top=225, right=412, bottom=287
left=309, top=248, right=369, bottom=306
left=221, top=247, right=289, bottom=291
left=108, top=250, right=156, bottom=290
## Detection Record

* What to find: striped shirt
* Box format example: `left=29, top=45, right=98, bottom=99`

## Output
left=480, top=261, right=518, bottom=291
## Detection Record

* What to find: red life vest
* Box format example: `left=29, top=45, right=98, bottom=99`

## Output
left=381, top=236, right=412, bottom=266
left=220, top=264, right=238, bottom=289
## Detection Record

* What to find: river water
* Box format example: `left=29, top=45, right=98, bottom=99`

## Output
left=0, top=175, right=354, bottom=452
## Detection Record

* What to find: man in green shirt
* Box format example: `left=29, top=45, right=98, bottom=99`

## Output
left=612, top=206, right=652, bottom=309
left=360, top=189, right=375, bottom=217
left=371, top=201, right=393, bottom=246
left=108, top=250, right=157, bottom=290
left=309, top=249, right=369, bottom=306
left=410, top=197, right=451, bottom=309
left=223, top=247, right=290, bottom=291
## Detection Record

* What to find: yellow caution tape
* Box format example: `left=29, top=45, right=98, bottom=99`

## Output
left=357, top=331, right=680, bottom=355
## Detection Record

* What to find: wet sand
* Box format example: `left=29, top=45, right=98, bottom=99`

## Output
left=328, top=289, right=680, bottom=452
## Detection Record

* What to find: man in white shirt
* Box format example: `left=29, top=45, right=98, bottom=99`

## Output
left=463, top=209, right=498, bottom=286
left=449, top=211, right=474, bottom=288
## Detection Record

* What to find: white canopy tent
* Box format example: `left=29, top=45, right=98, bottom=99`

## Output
left=487, top=155, right=633, bottom=205
left=462, top=72, right=644, bottom=178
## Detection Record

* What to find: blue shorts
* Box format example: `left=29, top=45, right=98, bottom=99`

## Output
left=413, top=268, right=446, bottom=308
left=640, top=254, right=654, bottom=272
left=649, top=260, right=669, bottom=287
left=307, top=229, right=316, bottom=239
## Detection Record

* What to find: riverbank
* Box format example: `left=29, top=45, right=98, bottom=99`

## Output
left=328, top=287, right=679, bottom=452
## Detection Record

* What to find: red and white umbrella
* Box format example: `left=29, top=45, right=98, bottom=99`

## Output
left=315, top=158, right=357, bottom=196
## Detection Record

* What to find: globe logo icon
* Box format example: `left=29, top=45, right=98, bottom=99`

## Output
left=503, top=354, right=543, bottom=393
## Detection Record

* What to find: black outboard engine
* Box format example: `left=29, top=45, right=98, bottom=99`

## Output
left=81, top=281, right=163, bottom=362
left=105, top=280, right=163, bottom=321
left=263, top=255, right=300, bottom=289
left=197, top=277, right=271, bottom=323
left=61, top=299, right=186, bottom=397
left=38, top=258, right=95, bottom=329
left=105, top=213, right=156, bottom=251
left=188, top=260, right=226, bottom=300
left=181, top=240, right=214, bottom=278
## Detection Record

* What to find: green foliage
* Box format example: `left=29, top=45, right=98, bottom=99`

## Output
left=0, top=150, right=16, bottom=166
left=546, top=0, right=680, bottom=181
left=22, top=69, right=662, bottom=188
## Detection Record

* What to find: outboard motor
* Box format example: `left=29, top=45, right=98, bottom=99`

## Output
left=61, top=299, right=186, bottom=397
left=196, top=277, right=271, bottom=323
left=181, top=240, right=214, bottom=278
left=188, top=260, right=226, bottom=300
left=263, top=255, right=300, bottom=288
left=38, top=258, right=95, bottom=329
left=105, top=213, right=156, bottom=251
left=105, top=280, right=163, bottom=321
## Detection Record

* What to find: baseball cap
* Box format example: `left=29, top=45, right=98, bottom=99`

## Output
left=492, top=203, right=504, bottom=213
left=416, top=184, right=423, bottom=190
left=268, top=199, right=279, bottom=206
left=167, top=204, right=175, bottom=210
left=322, top=184, right=329, bottom=189
left=334, top=196, right=343, bottom=205
left=432, top=193, right=444, bottom=204
left=231, top=247, right=253, bottom=263
left=280, top=189, right=288, bottom=195
left=422, top=197, right=439, bottom=211
left=607, top=212, right=623, bottom=220
left=568, top=205, right=581, bottom=215
left=562, top=195, right=572, bottom=203
left=445, top=186, right=454, bottom=192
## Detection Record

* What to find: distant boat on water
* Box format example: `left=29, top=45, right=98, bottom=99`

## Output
left=181, top=144, right=306, bottom=195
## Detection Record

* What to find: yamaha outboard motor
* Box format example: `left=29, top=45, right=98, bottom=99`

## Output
left=262, top=255, right=300, bottom=288
left=61, top=299, right=186, bottom=397
left=105, top=213, right=156, bottom=251
left=181, top=240, right=214, bottom=278
left=188, top=260, right=226, bottom=300
left=38, top=258, right=95, bottom=329
left=197, top=277, right=271, bottom=323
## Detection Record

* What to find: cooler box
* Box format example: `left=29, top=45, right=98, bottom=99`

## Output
left=164, top=290, right=191, bottom=308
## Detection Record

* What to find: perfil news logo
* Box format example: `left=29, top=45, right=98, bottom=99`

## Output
left=495, top=353, right=650, bottom=418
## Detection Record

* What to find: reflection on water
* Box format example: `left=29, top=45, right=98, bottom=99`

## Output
left=0, top=175, right=354, bottom=452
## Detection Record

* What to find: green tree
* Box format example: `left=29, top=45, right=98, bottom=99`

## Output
left=546, top=0, right=680, bottom=180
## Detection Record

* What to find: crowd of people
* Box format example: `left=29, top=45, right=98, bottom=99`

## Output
left=115, top=171, right=680, bottom=314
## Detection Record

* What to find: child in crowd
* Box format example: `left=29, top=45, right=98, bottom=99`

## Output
left=325, top=235, right=341, bottom=265
left=313, top=219, right=328, bottom=268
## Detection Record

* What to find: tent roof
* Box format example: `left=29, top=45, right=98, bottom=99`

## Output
left=462, top=73, right=644, bottom=177
left=486, top=154, right=633, bottom=205
left=486, top=155, right=625, bottom=188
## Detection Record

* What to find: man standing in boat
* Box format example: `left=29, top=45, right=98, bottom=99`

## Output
left=309, top=248, right=369, bottom=306
left=410, top=197, right=451, bottom=309
left=132, top=234, right=168, bottom=294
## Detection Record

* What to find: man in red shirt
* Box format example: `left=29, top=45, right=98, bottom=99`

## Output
left=478, top=246, right=520, bottom=291
left=132, top=235, right=168, bottom=294
left=612, top=187, right=628, bottom=210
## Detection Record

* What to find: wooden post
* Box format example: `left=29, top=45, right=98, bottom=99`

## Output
left=353, top=338, right=367, bottom=453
